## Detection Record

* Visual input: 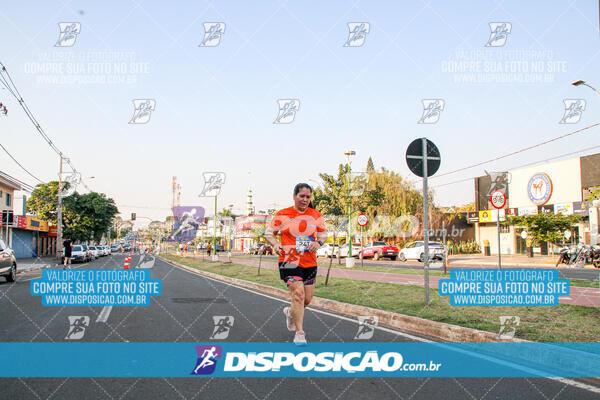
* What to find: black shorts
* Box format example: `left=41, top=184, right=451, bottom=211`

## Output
left=279, top=262, right=317, bottom=286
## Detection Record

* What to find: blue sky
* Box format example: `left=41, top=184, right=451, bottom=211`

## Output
left=1, top=0, right=599, bottom=225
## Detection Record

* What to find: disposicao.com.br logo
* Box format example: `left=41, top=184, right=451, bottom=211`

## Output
left=191, top=345, right=441, bottom=376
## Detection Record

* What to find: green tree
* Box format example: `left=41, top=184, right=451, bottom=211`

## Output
left=26, top=181, right=60, bottom=223
left=27, top=182, right=119, bottom=242
left=506, top=213, right=581, bottom=248
left=251, top=224, right=267, bottom=243
left=366, top=156, right=375, bottom=172
left=62, top=192, right=119, bottom=242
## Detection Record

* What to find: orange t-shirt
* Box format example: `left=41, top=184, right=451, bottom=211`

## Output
left=270, top=206, right=325, bottom=268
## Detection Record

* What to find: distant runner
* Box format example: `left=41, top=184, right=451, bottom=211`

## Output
left=265, top=183, right=327, bottom=345
left=62, top=238, right=72, bottom=270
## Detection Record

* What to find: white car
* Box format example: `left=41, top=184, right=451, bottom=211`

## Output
left=89, top=246, right=100, bottom=259
left=71, top=245, right=89, bottom=263
left=316, top=244, right=340, bottom=258
left=398, top=241, right=446, bottom=262
left=338, top=243, right=362, bottom=258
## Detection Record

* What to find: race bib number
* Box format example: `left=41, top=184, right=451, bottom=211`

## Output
left=296, top=236, right=313, bottom=252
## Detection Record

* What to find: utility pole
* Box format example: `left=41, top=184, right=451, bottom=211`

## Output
left=56, top=155, right=64, bottom=263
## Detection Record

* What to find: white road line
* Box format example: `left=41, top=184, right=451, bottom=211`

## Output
left=161, top=257, right=600, bottom=395
left=96, top=306, right=113, bottom=323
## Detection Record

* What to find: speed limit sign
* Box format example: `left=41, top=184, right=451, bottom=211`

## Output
left=357, top=214, right=368, bottom=227
left=490, top=190, right=506, bottom=209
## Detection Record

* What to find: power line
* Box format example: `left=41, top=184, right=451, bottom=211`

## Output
left=0, top=170, right=35, bottom=192
left=431, top=143, right=600, bottom=189
left=0, top=143, right=43, bottom=185
left=431, top=122, right=600, bottom=179
left=0, top=61, right=91, bottom=192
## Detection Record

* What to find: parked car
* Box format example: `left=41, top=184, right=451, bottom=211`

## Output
left=316, top=243, right=340, bottom=258
left=80, top=244, right=92, bottom=261
left=398, top=241, right=446, bottom=262
left=105, top=245, right=112, bottom=255
left=0, top=239, right=17, bottom=282
left=361, top=241, right=399, bottom=261
left=111, top=244, right=122, bottom=253
left=248, top=244, right=261, bottom=255
left=89, top=246, right=100, bottom=259
left=339, top=243, right=362, bottom=258
left=258, top=245, right=273, bottom=255
left=71, top=245, right=89, bottom=263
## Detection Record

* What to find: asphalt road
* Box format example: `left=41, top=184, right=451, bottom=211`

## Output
left=238, top=254, right=600, bottom=281
left=0, top=254, right=599, bottom=399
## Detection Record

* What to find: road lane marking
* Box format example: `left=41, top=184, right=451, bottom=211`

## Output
left=96, top=306, right=113, bottom=323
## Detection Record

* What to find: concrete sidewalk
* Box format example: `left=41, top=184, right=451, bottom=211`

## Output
left=176, top=254, right=600, bottom=308
left=15, top=257, right=58, bottom=273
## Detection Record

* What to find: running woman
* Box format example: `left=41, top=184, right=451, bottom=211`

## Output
left=265, top=183, right=327, bottom=345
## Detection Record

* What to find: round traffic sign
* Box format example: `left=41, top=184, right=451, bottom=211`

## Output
left=405, top=138, right=441, bottom=178
left=564, top=230, right=572, bottom=240
left=357, top=214, right=368, bottom=227
left=490, top=190, right=506, bottom=209
left=520, top=231, right=528, bottom=240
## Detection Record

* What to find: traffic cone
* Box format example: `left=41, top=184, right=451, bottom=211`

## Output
left=124, top=260, right=130, bottom=270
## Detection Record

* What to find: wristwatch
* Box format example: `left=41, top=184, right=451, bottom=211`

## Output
left=317, top=240, right=323, bottom=246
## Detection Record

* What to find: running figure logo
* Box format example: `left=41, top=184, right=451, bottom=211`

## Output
left=498, top=315, right=520, bottom=340
left=344, top=22, right=370, bottom=47
left=273, top=99, right=300, bottom=124
left=65, top=316, right=90, bottom=340
left=210, top=316, right=234, bottom=339
left=129, top=99, right=156, bottom=124
left=191, top=345, right=222, bottom=375
left=418, top=99, right=445, bottom=124
left=55, top=23, right=81, bottom=47
left=199, top=172, right=226, bottom=197
left=559, top=99, right=586, bottom=124
left=199, top=23, right=226, bottom=47
left=485, top=22, right=511, bottom=47
left=354, top=316, right=378, bottom=339
left=60, top=172, right=81, bottom=197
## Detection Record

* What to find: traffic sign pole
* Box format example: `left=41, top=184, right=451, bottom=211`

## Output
left=490, top=190, right=506, bottom=270
left=406, top=138, right=440, bottom=306
left=497, top=213, right=501, bottom=269
left=422, top=138, right=429, bottom=305
left=357, top=214, right=368, bottom=269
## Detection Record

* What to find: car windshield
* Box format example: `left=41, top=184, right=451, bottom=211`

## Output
left=430, top=242, right=444, bottom=247
left=72, top=245, right=82, bottom=251
left=373, top=241, right=387, bottom=246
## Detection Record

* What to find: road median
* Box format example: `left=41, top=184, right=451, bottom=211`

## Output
left=160, top=254, right=600, bottom=343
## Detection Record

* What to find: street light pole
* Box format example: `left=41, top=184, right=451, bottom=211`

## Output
left=213, top=194, right=218, bottom=260
left=56, top=155, right=63, bottom=263
left=344, top=150, right=356, bottom=268
left=572, top=80, right=600, bottom=96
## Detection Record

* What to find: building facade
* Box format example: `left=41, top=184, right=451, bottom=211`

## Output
left=474, top=153, right=600, bottom=255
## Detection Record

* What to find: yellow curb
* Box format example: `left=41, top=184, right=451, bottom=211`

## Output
left=160, top=256, right=524, bottom=343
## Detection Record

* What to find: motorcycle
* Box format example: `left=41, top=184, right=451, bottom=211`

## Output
left=555, top=245, right=578, bottom=268
left=554, top=244, right=598, bottom=268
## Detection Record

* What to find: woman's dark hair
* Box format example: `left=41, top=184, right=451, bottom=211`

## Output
left=294, top=183, right=314, bottom=208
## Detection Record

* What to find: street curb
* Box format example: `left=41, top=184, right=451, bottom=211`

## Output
left=161, top=256, right=522, bottom=343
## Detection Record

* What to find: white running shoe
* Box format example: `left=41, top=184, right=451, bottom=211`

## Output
left=293, top=330, right=307, bottom=346
left=283, top=306, right=296, bottom=332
